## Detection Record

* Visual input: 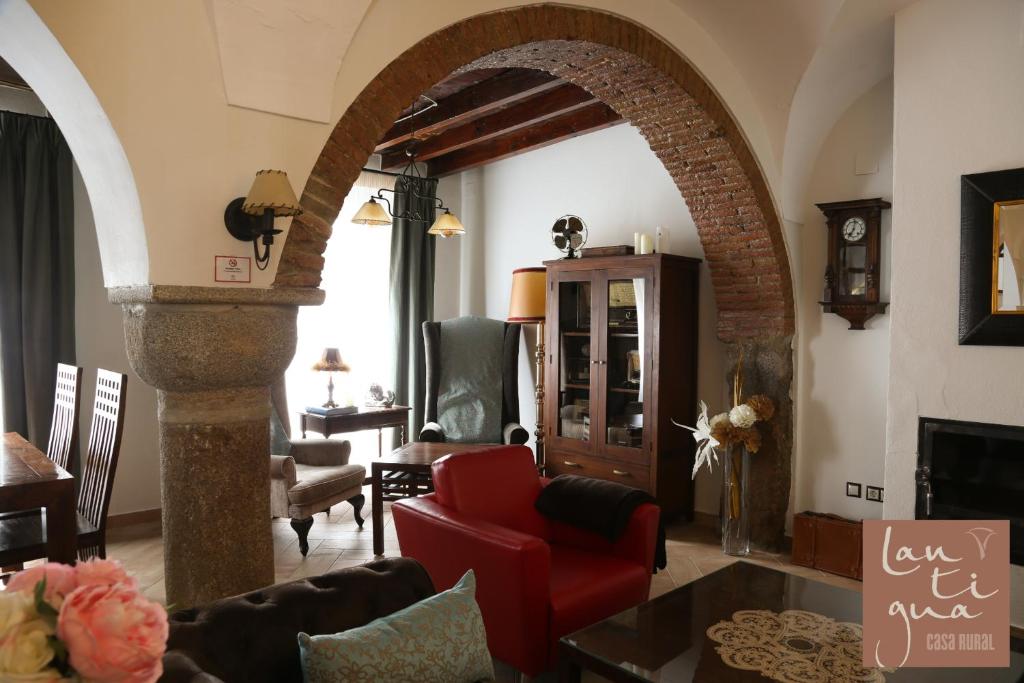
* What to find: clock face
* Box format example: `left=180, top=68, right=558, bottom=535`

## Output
left=842, top=216, right=867, bottom=242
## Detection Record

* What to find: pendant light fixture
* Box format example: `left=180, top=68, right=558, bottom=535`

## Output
left=353, top=97, right=464, bottom=237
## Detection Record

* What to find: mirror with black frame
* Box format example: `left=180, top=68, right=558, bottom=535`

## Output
left=960, top=167, right=1024, bottom=345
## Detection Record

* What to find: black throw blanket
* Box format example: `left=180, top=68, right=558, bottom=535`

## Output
left=534, top=474, right=667, bottom=572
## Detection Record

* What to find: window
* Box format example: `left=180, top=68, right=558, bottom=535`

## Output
left=284, top=185, right=394, bottom=467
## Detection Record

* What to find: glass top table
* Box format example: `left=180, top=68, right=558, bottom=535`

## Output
left=558, top=561, right=1024, bottom=682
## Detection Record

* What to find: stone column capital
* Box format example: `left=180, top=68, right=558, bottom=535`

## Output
left=114, top=286, right=321, bottom=393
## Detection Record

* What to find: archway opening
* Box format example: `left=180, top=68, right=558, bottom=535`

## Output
left=280, top=6, right=795, bottom=549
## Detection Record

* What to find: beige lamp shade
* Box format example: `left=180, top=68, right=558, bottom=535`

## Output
left=508, top=267, right=547, bottom=322
left=352, top=197, right=392, bottom=226
left=427, top=209, right=465, bottom=238
left=242, top=169, right=302, bottom=217
left=312, top=347, right=350, bottom=372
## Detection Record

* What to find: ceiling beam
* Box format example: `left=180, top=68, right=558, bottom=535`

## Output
left=427, top=102, right=623, bottom=177
left=380, top=83, right=597, bottom=170
left=374, top=70, right=562, bottom=154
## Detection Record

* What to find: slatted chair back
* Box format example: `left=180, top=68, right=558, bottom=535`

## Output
left=46, top=364, right=83, bottom=472
left=77, top=370, right=127, bottom=559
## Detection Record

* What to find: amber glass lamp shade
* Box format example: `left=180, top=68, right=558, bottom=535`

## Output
left=427, top=209, right=465, bottom=238
left=352, top=197, right=392, bottom=226
left=508, top=267, right=547, bottom=323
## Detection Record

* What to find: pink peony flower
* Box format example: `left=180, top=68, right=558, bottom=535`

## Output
left=73, top=559, right=138, bottom=591
left=57, top=584, right=167, bottom=683
left=6, top=563, right=77, bottom=606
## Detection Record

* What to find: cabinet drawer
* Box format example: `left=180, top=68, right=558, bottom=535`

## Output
left=545, top=452, right=651, bottom=491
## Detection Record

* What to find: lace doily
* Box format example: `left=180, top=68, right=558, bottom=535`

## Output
left=706, top=609, right=886, bottom=683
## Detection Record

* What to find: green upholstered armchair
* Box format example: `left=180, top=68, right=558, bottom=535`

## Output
left=419, top=316, right=529, bottom=446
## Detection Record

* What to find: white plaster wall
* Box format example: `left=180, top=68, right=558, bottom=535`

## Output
left=794, top=78, right=892, bottom=521
left=0, top=86, right=161, bottom=514
left=466, top=124, right=728, bottom=516
left=889, top=0, right=1024, bottom=628
left=886, top=0, right=1024, bottom=518
left=73, top=167, right=161, bottom=515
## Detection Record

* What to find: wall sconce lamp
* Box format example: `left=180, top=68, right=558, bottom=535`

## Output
left=224, top=169, right=303, bottom=271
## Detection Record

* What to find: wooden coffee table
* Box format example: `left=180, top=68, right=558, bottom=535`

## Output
left=559, top=561, right=1024, bottom=682
left=371, top=442, right=503, bottom=556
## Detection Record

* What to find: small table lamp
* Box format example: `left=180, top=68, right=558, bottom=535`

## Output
left=312, top=348, right=350, bottom=408
left=508, top=267, right=547, bottom=467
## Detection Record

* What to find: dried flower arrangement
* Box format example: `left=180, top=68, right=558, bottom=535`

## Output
left=674, top=350, right=775, bottom=521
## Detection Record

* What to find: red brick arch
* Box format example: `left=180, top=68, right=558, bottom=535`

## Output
left=275, top=5, right=794, bottom=343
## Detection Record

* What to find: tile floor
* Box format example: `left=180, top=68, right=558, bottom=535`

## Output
left=105, top=487, right=862, bottom=608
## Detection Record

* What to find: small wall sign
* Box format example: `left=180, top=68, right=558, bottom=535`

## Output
left=214, top=255, right=251, bottom=283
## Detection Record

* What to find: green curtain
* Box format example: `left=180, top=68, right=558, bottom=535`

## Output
left=0, top=111, right=75, bottom=447
left=389, top=175, right=437, bottom=446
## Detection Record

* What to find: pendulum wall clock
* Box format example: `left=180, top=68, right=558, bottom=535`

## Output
left=815, top=197, right=891, bottom=330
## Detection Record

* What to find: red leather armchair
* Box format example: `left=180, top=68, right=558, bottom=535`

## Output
left=392, top=446, right=659, bottom=677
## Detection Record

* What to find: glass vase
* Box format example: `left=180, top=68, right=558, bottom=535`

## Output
left=721, top=443, right=750, bottom=556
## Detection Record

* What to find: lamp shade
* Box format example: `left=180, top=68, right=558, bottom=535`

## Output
left=242, top=169, right=302, bottom=217
left=352, top=197, right=392, bottom=226
left=508, top=267, right=547, bottom=322
left=427, top=209, right=465, bottom=238
left=312, top=347, right=350, bottom=372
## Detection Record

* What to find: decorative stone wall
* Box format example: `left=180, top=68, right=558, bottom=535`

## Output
left=274, top=6, right=794, bottom=343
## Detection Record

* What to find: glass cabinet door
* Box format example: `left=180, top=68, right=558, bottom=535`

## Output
left=601, top=273, right=651, bottom=453
left=555, top=278, right=594, bottom=444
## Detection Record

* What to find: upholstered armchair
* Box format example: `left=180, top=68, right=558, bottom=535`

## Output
left=269, top=380, right=366, bottom=555
left=392, top=446, right=659, bottom=677
left=420, top=316, right=529, bottom=445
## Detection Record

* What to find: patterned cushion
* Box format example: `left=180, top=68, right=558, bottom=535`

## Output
left=297, top=570, right=493, bottom=683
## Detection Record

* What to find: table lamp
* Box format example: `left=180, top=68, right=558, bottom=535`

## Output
left=508, top=267, right=547, bottom=467
left=312, top=348, right=350, bottom=408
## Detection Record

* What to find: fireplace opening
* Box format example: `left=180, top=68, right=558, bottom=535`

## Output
left=916, top=417, right=1024, bottom=565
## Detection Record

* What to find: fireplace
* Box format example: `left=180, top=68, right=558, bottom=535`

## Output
left=916, top=418, right=1024, bottom=565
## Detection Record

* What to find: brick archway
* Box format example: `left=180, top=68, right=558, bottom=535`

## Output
left=275, top=5, right=793, bottom=342
left=276, top=5, right=794, bottom=548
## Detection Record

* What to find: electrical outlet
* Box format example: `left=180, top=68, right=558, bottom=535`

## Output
left=846, top=482, right=862, bottom=498
left=866, top=485, right=883, bottom=502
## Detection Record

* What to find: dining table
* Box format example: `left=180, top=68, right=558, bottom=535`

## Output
left=0, top=432, right=77, bottom=565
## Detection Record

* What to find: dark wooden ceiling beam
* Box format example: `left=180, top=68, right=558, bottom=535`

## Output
left=380, top=83, right=597, bottom=170
left=374, top=70, right=562, bottom=154
left=427, top=102, right=623, bottom=177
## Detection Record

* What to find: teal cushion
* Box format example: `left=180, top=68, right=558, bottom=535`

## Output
left=297, top=570, right=494, bottom=683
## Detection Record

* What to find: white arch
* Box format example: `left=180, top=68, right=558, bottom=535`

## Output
left=0, top=0, right=148, bottom=286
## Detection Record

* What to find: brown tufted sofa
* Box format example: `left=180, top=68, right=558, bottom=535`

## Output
left=159, top=558, right=435, bottom=682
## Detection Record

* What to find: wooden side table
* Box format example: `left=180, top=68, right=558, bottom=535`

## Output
left=299, top=405, right=410, bottom=457
left=371, top=442, right=504, bottom=556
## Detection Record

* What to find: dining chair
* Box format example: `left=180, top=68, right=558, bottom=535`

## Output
left=0, top=369, right=128, bottom=565
left=47, top=363, right=83, bottom=472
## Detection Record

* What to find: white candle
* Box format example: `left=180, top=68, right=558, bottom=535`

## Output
left=633, top=232, right=641, bottom=254
left=640, top=233, right=654, bottom=254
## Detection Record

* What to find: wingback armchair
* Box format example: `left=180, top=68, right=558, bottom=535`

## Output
left=392, top=446, right=659, bottom=677
left=269, top=380, right=366, bottom=555
left=420, top=316, right=529, bottom=445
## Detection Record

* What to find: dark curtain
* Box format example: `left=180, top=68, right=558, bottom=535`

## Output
left=389, top=175, right=437, bottom=446
left=0, top=111, right=75, bottom=447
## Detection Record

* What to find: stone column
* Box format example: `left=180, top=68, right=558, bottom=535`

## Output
left=112, top=286, right=323, bottom=607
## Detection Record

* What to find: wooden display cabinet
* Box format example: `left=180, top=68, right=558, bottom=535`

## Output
left=543, top=253, right=700, bottom=519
